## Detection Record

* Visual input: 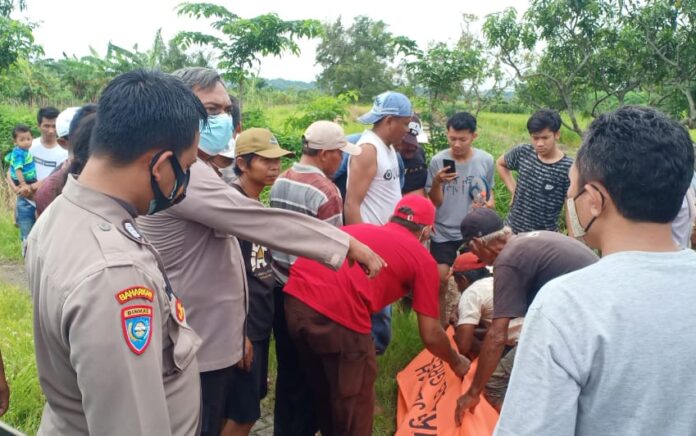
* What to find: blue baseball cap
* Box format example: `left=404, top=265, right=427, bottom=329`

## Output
left=358, top=91, right=412, bottom=125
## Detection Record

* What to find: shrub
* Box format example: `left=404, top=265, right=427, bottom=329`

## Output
left=0, top=105, right=39, bottom=159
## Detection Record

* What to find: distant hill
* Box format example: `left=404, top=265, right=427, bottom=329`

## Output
left=264, top=78, right=317, bottom=91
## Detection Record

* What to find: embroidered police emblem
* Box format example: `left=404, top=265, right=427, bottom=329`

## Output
left=121, top=305, right=153, bottom=355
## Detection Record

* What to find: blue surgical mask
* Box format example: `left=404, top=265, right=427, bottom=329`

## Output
left=199, top=114, right=233, bottom=155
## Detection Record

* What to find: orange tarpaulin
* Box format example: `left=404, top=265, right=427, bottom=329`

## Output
left=396, top=332, right=499, bottom=435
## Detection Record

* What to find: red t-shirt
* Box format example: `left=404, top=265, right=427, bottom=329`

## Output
left=285, top=222, right=440, bottom=334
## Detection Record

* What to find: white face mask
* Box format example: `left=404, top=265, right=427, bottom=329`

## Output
left=566, top=196, right=588, bottom=238
left=566, top=185, right=603, bottom=240
left=418, top=226, right=431, bottom=246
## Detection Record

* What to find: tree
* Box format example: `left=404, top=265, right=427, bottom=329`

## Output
left=456, top=14, right=508, bottom=117
left=315, top=16, right=417, bottom=101
left=0, top=0, right=39, bottom=71
left=484, top=1, right=641, bottom=135
left=628, top=0, right=696, bottom=127
left=405, top=43, right=479, bottom=133
left=175, top=2, right=322, bottom=105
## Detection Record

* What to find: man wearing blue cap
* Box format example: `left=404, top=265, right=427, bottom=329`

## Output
left=345, top=91, right=413, bottom=354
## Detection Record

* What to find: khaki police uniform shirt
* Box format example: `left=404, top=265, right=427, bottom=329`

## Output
left=136, top=159, right=350, bottom=372
left=26, top=176, right=202, bottom=435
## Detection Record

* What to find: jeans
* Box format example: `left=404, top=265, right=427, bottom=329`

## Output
left=16, top=196, right=36, bottom=253
left=371, top=304, right=392, bottom=355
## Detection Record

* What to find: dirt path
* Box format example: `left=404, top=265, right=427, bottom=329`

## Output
left=0, top=260, right=27, bottom=290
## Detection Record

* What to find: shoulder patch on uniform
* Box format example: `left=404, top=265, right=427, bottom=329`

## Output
left=123, top=221, right=142, bottom=239
left=115, top=286, right=154, bottom=304
left=175, top=298, right=186, bottom=323
left=121, top=305, right=153, bottom=355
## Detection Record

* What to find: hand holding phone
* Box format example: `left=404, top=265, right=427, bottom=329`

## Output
left=442, top=159, right=456, bottom=174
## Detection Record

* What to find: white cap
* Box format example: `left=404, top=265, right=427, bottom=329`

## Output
left=56, top=107, right=80, bottom=139
left=304, top=121, right=362, bottom=155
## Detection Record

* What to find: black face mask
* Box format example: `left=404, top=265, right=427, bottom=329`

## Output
left=147, top=151, right=190, bottom=215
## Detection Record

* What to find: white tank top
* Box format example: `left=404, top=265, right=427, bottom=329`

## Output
left=348, top=130, right=402, bottom=225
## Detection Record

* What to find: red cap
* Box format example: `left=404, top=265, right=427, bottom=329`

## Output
left=452, top=252, right=486, bottom=273
left=392, top=195, right=435, bottom=226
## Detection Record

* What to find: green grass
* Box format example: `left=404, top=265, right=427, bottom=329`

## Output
left=0, top=285, right=42, bottom=435
left=373, top=304, right=422, bottom=435
left=0, top=183, right=23, bottom=262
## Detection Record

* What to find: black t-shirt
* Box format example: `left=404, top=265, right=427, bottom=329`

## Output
left=492, top=231, right=598, bottom=319
left=504, top=144, right=573, bottom=233
left=232, top=182, right=276, bottom=341
left=401, top=147, right=427, bottom=194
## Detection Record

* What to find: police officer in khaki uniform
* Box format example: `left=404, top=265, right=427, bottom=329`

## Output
left=26, top=69, right=208, bottom=435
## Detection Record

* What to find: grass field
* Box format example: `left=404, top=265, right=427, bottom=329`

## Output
left=0, top=107, right=583, bottom=435
left=0, top=285, right=42, bottom=434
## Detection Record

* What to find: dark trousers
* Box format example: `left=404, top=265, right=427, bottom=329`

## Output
left=199, top=365, right=235, bottom=436
left=284, top=295, right=377, bottom=436
left=273, top=286, right=318, bottom=436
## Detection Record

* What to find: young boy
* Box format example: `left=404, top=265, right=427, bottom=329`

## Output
left=426, top=112, right=495, bottom=325
left=5, top=124, right=38, bottom=245
left=7, top=124, right=37, bottom=189
left=496, top=109, right=573, bottom=233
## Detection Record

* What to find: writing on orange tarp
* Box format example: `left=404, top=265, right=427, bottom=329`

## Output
left=406, top=357, right=448, bottom=434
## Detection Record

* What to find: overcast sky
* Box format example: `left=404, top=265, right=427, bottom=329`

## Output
left=17, top=0, right=529, bottom=82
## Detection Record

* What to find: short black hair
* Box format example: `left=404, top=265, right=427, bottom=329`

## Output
left=454, top=267, right=491, bottom=285
left=577, top=105, right=694, bottom=223
left=389, top=215, right=426, bottom=232
left=37, top=107, right=59, bottom=125
left=12, top=124, right=31, bottom=139
left=68, top=104, right=97, bottom=142
left=447, top=112, right=477, bottom=132
left=69, top=112, right=96, bottom=175
left=230, top=95, right=241, bottom=131
left=527, top=109, right=561, bottom=133
left=300, top=137, right=321, bottom=157
left=90, top=69, right=207, bottom=165
left=233, top=153, right=256, bottom=176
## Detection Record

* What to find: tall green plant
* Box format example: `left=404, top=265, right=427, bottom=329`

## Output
left=175, top=3, right=322, bottom=106
left=0, top=0, right=40, bottom=72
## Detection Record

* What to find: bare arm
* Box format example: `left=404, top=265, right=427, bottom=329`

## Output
left=455, top=317, right=510, bottom=422
left=454, top=324, right=481, bottom=359
left=496, top=154, right=516, bottom=201
left=417, top=312, right=470, bottom=377
left=15, top=168, right=26, bottom=186
left=344, top=144, right=377, bottom=225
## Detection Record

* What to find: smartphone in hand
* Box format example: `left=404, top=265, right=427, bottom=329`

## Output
left=442, top=159, right=456, bottom=174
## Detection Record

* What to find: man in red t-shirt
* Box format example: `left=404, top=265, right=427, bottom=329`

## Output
left=285, top=195, right=471, bottom=436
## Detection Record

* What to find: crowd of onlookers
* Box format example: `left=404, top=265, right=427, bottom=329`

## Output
left=1, top=67, right=696, bottom=436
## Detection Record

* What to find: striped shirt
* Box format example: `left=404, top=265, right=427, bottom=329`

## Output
left=270, top=162, right=343, bottom=282
left=504, top=144, right=573, bottom=233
